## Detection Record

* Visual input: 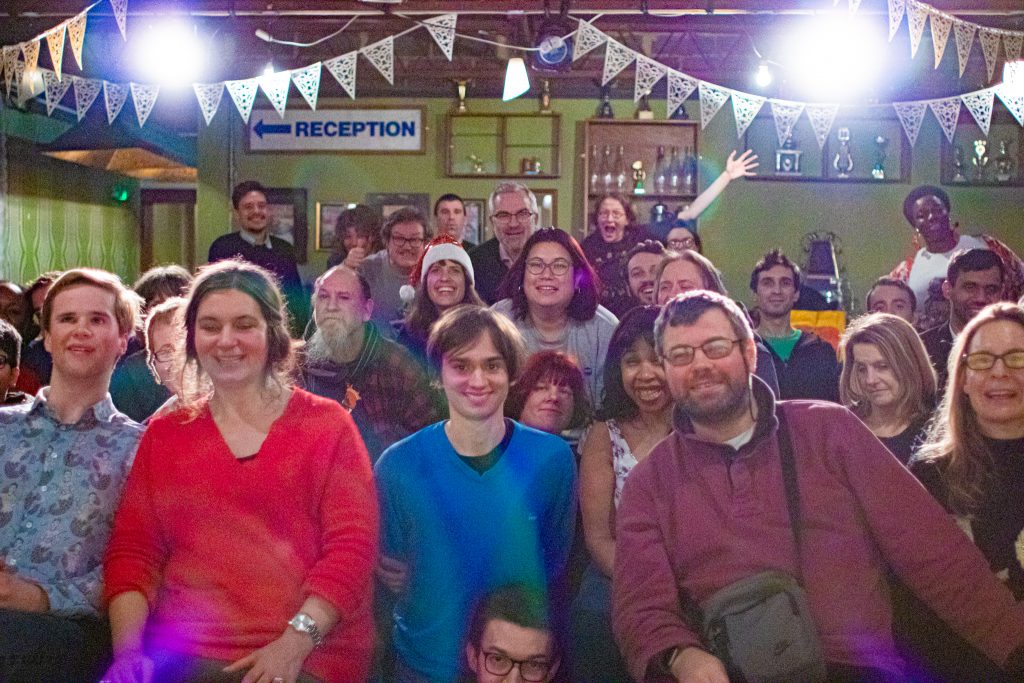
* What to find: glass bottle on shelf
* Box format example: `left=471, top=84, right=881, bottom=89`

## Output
left=683, top=146, right=698, bottom=195
left=667, top=147, right=681, bottom=194
left=589, top=145, right=601, bottom=193
left=601, top=145, right=614, bottom=192
left=995, top=140, right=1016, bottom=183
left=653, top=146, right=668, bottom=194
left=614, top=145, right=628, bottom=192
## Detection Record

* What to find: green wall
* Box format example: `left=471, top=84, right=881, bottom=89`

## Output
left=197, top=96, right=1024, bottom=312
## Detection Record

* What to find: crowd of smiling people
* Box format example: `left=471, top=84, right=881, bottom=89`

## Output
left=2, top=171, right=1024, bottom=683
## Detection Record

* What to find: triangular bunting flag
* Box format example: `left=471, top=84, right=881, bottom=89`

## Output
left=996, top=84, right=1024, bottom=127
left=290, top=62, right=321, bottom=110
left=602, top=39, right=636, bottom=86
left=806, top=103, right=840, bottom=149
left=929, top=97, right=961, bottom=143
left=72, top=76, right=102, bottom=121
left=2, top=47, right=17, bottom=97
left=14, top=61, right=28, bottom=104
left=21, top=40, right=40, bottom=78
left=731, top=92, right=765, bottom=139
left=45, top=23, right=67, bottom=81
left=110, top=0, right=129, bottom=40
left=67, top=11, right=87, bottom=69
left=953, top=22, right=976, bottom=78
left=1005, top=34, right=1023, bottom=62
left=906, top=1, right=928, bottom=59
left=361, top=36, right=394, bottom=85
left=130, top=82, right=159, bottom=127
left=573, top=19, right=607, bottom=62
left=961, top=88, right=995, bottom=136
left=225, top=77, right=259, bottom=123
left=978, top=29, right=1001, bottom=81
left=770, top=99, right=805, bottom=146
left=423, top=14, right=457, bottom=61
left=103, top=80, right=128, bottom=124
left=633, top=55, right=666, bottom=102
left=42, top=69, right=71, bottom=115
left=887, top=0, right=906, bottom=42
left=260, top=70, right=292, bottom=118
left=929, top=13, right=952, bottom=68
left=698, top=81, right=731, bottom=129
left=324, top=52, right=357, bottom=99
left=193, top=82, right=224, bottom=125
left=666, top=70, right=697, bottom=118
left=893, top=101, right=928, bottom=145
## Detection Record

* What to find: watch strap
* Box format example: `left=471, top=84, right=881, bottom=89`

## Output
left=288, top=612, right=324, bottom=649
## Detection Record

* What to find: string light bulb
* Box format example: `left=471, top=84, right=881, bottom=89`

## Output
left=755, top=62, right=772, bottom=88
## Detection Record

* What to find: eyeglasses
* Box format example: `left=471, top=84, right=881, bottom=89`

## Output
left=151, top=348, right=176, bottom=364
left=668, top=237, right=697, bottom=250
left=390, top=235, right=425, bottom=249
left=492, top=209, right=534, bottom=225
left=525, top=258, right=572, bottom=277
left=663, top=338, right=741, bottom=367
left=963, top=350, right=1024, bottom=371
left=482, top=652, right=553, bottom=682
left=597, top=210, right=626, bottom=220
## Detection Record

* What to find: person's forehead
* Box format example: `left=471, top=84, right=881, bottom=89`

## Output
left=391, top=220, right=425, bottom=236
left=663, top=308, right=735, bottom=344
left=663, top=259, right=701, bottom=280
left=667, top=227, right=694, bottom=240
left=968, top=319, right=1024, bottom=351
left=446, top=332, right=501, bottom=361
left=319, top=270, right=361, bottom=294
left=529, top=241, right=571, bottom=261
left=955, top=266, right=1002, bottom=286
left=480, top=619, right=553, bottom=655
left=495, top=191, right=528, bottom=210
left=871, top=285, right=911, bottom=303
left=912, top=194, right=945, bottom=211
left=237, top=191, right=267, bottom=206
left=437, top=200, right=464, bottom=214
left=51, top=284, right=117, bottom=314
left=599, top=197, right=625, bottom=212
left=758, top=264, right=796, bottom=281
left=628, top=252, right=661, bottom=270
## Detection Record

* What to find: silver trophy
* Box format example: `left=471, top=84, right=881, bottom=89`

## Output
left=833, top=127, right=854, bottom=178
left=871, top=136, right=888, bottom=180
left=971, top=139, right=990, bottom=182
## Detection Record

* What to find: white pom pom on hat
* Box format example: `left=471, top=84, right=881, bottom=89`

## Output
left=399, top=284, right=417, bottom=304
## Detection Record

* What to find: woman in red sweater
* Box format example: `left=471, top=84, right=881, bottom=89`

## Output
left=101, top=259, right=379, bottom=683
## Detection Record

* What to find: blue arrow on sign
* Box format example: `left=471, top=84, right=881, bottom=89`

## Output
left=254, top=119, right=292, bottom=139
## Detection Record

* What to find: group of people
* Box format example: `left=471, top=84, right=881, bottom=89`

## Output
left=1, top=170, right=1024, bottom=683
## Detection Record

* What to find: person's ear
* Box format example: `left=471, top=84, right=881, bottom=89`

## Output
left=742, top=338, right=757, bottom=372
left=362, top=299, right=374, bottom=323
left=465, top=643, right=480, bottom=675
left=8, top=366, right=20, bottom=387
left=941, top=279, right=952, bottom=301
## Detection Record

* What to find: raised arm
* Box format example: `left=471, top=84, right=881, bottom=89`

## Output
left=579, top=422, right=617, bottom=578
left=676, top=150, right=758, bottom=221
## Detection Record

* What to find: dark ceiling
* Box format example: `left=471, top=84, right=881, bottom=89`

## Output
left=1, top=1, right=1022, bottom=131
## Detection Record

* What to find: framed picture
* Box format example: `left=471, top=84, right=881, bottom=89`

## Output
left=315, top=202, right=354, bottom=252
left=463, top=199, right=485, bottom=245
left=365, top=192, right=431, bottom=223
left=258, top=188, right=308, bottom=263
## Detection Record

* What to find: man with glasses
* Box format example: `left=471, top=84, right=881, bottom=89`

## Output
left=613, top=290, right=1024, bottom=683
left=359, top=206, right=432, bottom=332
left=465, top=584, right=560, bottom=683
left=470, top=182, right=540, bottom=304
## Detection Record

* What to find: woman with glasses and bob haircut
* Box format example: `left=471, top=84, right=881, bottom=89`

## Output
left=493, top=227, right=619, bottom=405
left=837, top=313, right=937, bottom=465
left=581, top=193, right=652, bottom=318
left=102, top=259, right=378, bottom=683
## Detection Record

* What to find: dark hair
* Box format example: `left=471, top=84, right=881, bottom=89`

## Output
left=946, top=248, right=1004, bottom=287
left=902, top=185, right=950, bottom=224
left=182, top=259, right=293, bottom=406
left=655, top=290, right=753, bottom=357
left=750, top=248, right=801, bottom=292
left=133, top=265, right=193, bottom=309
left=591, top=193, right=638, bottom=229
left=314, top=265, right=372, bottom=304
left=25, top=271, right=61, bottom=308
left=601, top=306, right=660, bottom=421
left=433, top=193, right=464, bottom=215
left=499, top=227, right=602, bottom=321
left=624, top=239, right=668, bottom=281
left=866, top=277, right=917, bottom=313
left=405, top=265, right=484, bottom=343
left=333, top=205, right=383, bottom=255
left=466, top=583, right=553, bottom=650
left=382, top=207, right=432, bottom=243
left=231, top=180, right=268, bottom=209
left=427, top=305, right=526, bottom=381
left=0, top=318, right=21, bottom=368
left=669, top=221, right=704, bottom=254
left=505, top=351, right=592, bottom=429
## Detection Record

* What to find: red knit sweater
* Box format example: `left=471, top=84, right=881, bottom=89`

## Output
left=104, top=388, right=379, bottom=682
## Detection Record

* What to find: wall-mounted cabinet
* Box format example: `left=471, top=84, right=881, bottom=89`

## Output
left=940, top=113, right=1023, bottom=187
left=445, top=113, right=561, bottom=179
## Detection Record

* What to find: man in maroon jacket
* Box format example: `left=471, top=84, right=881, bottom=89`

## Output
left=613, top=290, right=1024, bottom=682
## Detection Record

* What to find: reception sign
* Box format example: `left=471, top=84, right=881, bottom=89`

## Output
left=247, top=108, right=423, bottom=153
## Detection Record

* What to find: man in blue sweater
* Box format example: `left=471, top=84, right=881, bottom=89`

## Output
left=375, top=306, right=577, bottom=682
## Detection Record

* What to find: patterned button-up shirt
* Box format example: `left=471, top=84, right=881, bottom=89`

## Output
left=0, top=390, right=143, bottom=615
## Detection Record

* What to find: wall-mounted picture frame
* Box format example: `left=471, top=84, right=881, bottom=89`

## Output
left=315, top=202, right=353, bottom=252
left=463, top=199, right=485, bottom=246
left=259, top=188, right=308, bottom=263
left=365, top=192, right=431, bottom=222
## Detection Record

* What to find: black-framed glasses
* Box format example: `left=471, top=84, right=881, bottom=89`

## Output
left=492, top=209, right=534, bottom=225
left=525, top=258, right=572, bottom=277
left=483, top=652, right=553, bottom=682
left=390, top=235, right=425, bottom=248
left=667, top=236, right=697, bottom=250
left=663, top=338, right=741, bottom=367
left=151, top=348, right=176, bottom=364
left=963, top=350, right=1024, bottom=371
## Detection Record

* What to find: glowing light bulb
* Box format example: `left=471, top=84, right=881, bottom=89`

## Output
left=502, top=57, right=530, bottom=101
left=755, top=62, right=772, bottom=88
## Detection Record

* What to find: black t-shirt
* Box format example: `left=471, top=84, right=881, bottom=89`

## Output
left=879, top=416, right=929, bottom=466
left=457, top=419, right=515, bottom=475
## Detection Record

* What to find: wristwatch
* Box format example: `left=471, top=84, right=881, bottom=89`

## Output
left=288, top=612, right=324, bottom=649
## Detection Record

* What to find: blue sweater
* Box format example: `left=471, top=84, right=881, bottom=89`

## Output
left=375, top=421, right=577, bottom=681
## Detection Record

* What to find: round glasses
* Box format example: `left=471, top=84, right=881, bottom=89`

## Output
left=525, top=258, right=572, bottom=277
left=663, top=338, right=741, bottom=367
left=390, top=235, right=425, bottom=249
left=483, top=652, right=553, bottom=682
left=667, top=237, right=697, bottom=250
left=492, top=209, right=534, bottom=225
left=963, top=350, right=1024, bottom=371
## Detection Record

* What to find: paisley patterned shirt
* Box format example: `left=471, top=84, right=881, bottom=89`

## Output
left=0, top=390, right=143, bottom=615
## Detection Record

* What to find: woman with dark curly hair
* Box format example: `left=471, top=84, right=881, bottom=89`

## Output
left=580, top=193, right=652, bottom=318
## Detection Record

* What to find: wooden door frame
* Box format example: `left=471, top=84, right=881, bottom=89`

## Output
left=140, top=188, right=197, bottom=272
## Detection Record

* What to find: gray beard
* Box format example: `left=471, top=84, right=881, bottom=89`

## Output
left=676, top=374, right=751, bottom=426
left=306, top=323, right=360, bottom=364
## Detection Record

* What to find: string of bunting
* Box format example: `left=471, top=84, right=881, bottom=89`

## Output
left=6, top=9, right=1023, bottom=146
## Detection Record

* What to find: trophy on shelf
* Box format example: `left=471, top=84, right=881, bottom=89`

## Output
left=995, top=140, right=1016, bottom=183
left=972, top=139, right=990, bottom=182
left=539, top=79, right=552, bottom=114
left=833, top=127, right=854, bottom=178
left=597, top=86, right=614, bottom=119
left=951, top=145, right=967, bottom=183
left=871, top=136, right=888, bottom=180
left=635, top=92, right=654, bottom=120
left=632, top=161, right=647, bottom=195
left=775, top=136, right=802, bottom=176
left=454, top=80, right=470, bottom=113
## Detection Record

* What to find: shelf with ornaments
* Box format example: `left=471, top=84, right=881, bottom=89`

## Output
left=940, top=113, right=1023, bottom=188
left=445, top=112, right=561, bottom=179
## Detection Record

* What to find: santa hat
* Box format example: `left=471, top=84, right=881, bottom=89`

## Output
left=399, top=234, right=475, bottom=303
